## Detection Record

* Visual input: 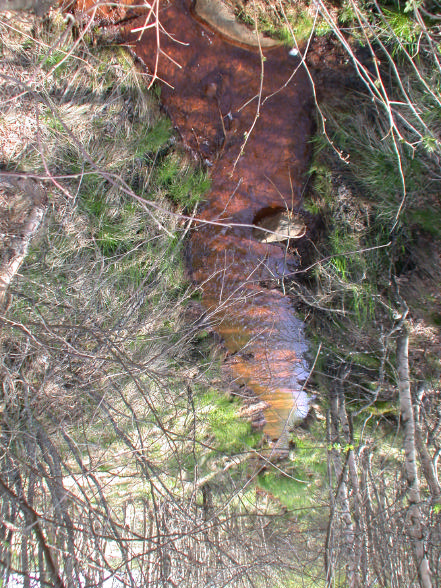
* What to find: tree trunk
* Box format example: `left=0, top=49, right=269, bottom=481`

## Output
left=397, top=325, right=432, bottom=588
left=414, top=387, right=441, bottom=503
left=328, top=389, right=358, bottom=587
left=338, top=389, right=367, bottom=586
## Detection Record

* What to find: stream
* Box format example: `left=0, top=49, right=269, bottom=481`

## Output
left=121, top=0, right=314, bottom=444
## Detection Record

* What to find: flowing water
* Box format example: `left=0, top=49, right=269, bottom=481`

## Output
left=121, top=0, right=314, bottom=443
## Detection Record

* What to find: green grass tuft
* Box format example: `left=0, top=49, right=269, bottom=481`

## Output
left=198, top=389, right=261, bottom=453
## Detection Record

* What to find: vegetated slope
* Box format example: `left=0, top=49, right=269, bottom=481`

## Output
left=292, top=1, right=441, bottom=586
left=0, top=10, right=305, bottom=588
left=224, top=1, right=441, bottom=586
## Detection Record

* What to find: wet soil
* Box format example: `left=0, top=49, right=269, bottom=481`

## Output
left=118, top=0, right=315, bottom=442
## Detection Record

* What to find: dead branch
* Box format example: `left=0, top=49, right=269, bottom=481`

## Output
left=0, top=475, right=66, bottom=588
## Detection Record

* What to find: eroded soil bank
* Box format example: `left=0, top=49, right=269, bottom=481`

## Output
left=79, top=0, right=314, bottom=441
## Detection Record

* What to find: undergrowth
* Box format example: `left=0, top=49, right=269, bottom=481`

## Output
left=1, top=2, right=440, bottom=586
left=0, top=11, right=287, bottom=588
left=227, top=0, right=330, bottom=44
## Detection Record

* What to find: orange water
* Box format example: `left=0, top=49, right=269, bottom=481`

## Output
left=122, top=0, right=314, bottom=441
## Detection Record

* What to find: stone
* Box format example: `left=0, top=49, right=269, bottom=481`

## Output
left=193, top=0, right=281, bottom=48
left=253, top=210, right=306, bottom=243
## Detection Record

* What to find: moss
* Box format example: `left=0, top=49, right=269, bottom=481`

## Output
left=198, top=388, right=262, bottom=453
left=349, top=352, right=381, bottom=370
left=409, top=208, right=441, bottom=238
left=363, top=402, right=400, bottom=416
left=430, top=312, right=441, bottom=327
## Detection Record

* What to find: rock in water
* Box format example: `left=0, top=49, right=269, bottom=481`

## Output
left=254, top=211, right=306, bottom=243
left=193, top=0, right=281, bottom=48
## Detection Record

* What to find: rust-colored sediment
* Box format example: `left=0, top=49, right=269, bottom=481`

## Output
left=120, top=0, right=314, bottom=442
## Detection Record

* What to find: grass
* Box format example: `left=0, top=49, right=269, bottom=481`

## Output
left=228, top=0, right=330, bottom=44
left=257, top=422, right=328, bottom=512
left=311, top=108, right=428, bottom=214
left=378, top=7, right=423, bottom=58
left=136, top=116, right=173, bottom=154
left=301, top=81, right=441, bottom=333
left=198, top=387, right=262, bottom=453
left=1, top=15, right=209, bottom=330
left=154, top=152, right=211, bottom=207
left=286, top=20, right=441, bottom=573
left=409, top=207, right=441, bottom=238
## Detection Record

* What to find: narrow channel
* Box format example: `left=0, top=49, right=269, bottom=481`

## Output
left=122, top=0, right=314, bottom=443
